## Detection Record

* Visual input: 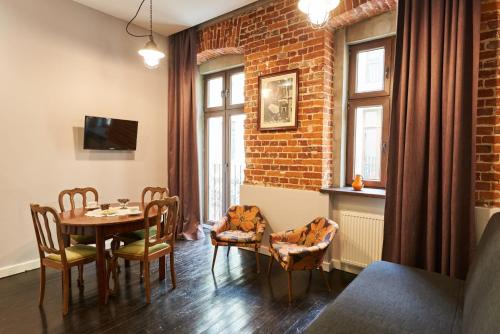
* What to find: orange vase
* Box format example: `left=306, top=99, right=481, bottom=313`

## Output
left=352, top=175, right=364, bottom=191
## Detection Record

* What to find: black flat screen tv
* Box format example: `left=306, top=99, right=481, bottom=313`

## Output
left=83, top=116, right=138, bottom=151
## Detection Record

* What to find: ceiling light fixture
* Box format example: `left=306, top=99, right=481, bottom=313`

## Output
left=126, top=0, right=165, bottom=69
left=298, top=0, right=340, bottom=29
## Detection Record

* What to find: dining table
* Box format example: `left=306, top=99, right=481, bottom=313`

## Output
left=59, top=202, right=165, bottom=304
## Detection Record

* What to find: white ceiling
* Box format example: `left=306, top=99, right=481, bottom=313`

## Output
left=73, top=0, right=257, bottom=36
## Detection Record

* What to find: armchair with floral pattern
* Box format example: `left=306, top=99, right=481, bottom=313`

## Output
left=268, top=217, right=338, bottom=302
left=210, top=205, right=267, bottom=273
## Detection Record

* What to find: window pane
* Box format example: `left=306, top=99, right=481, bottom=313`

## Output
left=354, top=105, right=383, bottom=181
left=207, top=77, right=223, bottom=108
left=207, top=116, right=224, bottom=222
left=356, top=47, right=385, bottom=93
left=229, top=114, right=246, bottom=206
left=230, top=72, right=245, bottom=105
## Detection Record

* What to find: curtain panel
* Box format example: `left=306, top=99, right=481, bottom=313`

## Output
left=168, top=28, right=203, bottom=240
left=383, top=0, right=480, bottom=278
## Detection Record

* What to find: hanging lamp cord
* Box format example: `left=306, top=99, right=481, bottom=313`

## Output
left=126, top=0, right=153, bottom=38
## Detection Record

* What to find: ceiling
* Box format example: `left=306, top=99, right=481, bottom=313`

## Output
left=73, top=0, right=258, bottom=36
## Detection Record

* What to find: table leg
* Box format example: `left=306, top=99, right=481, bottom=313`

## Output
left=95, top=227, right=107, bottom=304
left=159, top=256, right=166, bottom=281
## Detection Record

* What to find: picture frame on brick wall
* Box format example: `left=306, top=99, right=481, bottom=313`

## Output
left=258, top=69, right=299, bottom=131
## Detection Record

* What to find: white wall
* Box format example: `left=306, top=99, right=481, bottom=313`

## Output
left=0, top=0, right=168, bottom=277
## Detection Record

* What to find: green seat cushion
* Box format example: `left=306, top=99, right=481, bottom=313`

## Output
left=71, top=234, right=95, bottom=244
left=118, top=227, right=157, bottom=242
left=113, top=239, right=169, bottom=257
left=47, top=245, right=96, bottom=263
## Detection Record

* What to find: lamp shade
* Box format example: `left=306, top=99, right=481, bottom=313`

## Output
left=298, top=0, right=340, bottom=27
left=138, top=38, right=165, bottom=69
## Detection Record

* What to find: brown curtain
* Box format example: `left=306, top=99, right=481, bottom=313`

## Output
left=168, top=28, right=203, bottom=240
left=383, top=0, right=480, bottom=279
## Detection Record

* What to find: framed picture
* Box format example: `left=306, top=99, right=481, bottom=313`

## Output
left=258, top=69, right=298, bottom=131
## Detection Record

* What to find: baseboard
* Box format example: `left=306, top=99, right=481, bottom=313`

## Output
left=0, top=259, right=39, bottom=279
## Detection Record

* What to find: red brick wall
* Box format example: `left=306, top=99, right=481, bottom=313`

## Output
left=478, top=0, right=500, bottom=207
left=198, top=0, right=395, bottom=191
left=198, top=0, right=498, bottom=203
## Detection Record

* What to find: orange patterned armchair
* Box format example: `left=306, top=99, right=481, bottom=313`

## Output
left=268, top=217, right=338, bottom=303
left=210, top=205, right=267, bottom=273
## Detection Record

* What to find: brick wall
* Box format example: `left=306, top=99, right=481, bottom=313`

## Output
left=198, top=0, right=395, bottom=191
left=478, top=0, right=500, bottom=207
left=198, top=0, right=498, bottom=203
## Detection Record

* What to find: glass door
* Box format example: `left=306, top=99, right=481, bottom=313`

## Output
left=206, top=114, right=225, bottom=223
left=204, top=67, right=245, bottom=224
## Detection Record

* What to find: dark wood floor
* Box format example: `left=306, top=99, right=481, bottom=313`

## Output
left=0, top=230, right=355, bottom=334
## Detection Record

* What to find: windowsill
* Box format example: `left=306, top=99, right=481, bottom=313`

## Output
left=320, top=187, right=386, bottom=199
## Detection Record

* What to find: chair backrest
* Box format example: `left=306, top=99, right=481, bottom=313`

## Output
left=225, top=205, right=265, bottom=232
left=463, top=212, right=500, bottom=334
left=30, top=204, right=67, bottom=263
left=302, top=217, right=338, bottom=247
left=58, top=187, right=98, bottom=212
left=141, top=187, right=169, bottom=207
left=142, top=196, right=180, bottom=255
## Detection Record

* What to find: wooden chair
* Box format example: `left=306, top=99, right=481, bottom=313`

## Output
left=58, top=187, right=100, bottom=285
left=210, top=205, right=267, bottom=273
left=109, top=196, right=179, bottom=303
left=30, top=204, right=97, bottom=316
left=267, top=217, right=338, bottom=303
left=58, top=187, right=99, bottom=245
left=115, top=187, right=170, bottom=244
left=114, top=187, right=169, bottom=273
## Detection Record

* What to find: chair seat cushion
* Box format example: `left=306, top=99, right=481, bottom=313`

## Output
left=215, top=230, right=257, bottom=243
left=70, top=234, right=95, bottom=245
left=47, top=245, right=96, bottom=263
left=113, top=239, right=169, bottom=257
left=271, top=242, right=309, bottom=263
left=305, top=261, right=464, bottom=334
left=118, top=227, right=157, bottom=242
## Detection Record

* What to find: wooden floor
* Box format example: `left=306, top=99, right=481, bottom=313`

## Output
left=0, top=231, right=355, bottom=334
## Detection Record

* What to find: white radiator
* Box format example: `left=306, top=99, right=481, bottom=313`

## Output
left=339, top=211, right=384, bottom=268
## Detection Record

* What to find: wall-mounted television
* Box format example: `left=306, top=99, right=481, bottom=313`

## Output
left=83, top=116, right=138, bottom=151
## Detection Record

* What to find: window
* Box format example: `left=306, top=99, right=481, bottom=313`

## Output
left=347, top=37, right=394, bottom=188
left=204, top=67, right=246, bottom=224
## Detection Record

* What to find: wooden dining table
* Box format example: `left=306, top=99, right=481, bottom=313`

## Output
left=59, top=202, right=165, bottom=304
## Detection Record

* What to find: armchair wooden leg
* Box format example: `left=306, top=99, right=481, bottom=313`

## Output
left=77, top=264, right=84, bottom=289
left=211, top=245, right=218, bottom=272
left=227, top=246, right=231, bottom=257
left=255, top=244, right=260, bottom=274
left=144, top=261, right=151, bottom=304
left=125, top=260, right=130, bottom=268
left=62, top=269, right=70, bottom=316
left=287, top=271, right=293, bottom=304
left=308, top=270, right=313, bottom=285
left=267, top=255, right=274, bottom=279
left=39, top=265, right=46, bottom=306
left=170, top=252, right=177, bottom=289
left=319, top=268, right=331, bottom=292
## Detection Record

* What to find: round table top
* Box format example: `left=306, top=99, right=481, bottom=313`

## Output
left=59, top=202, right=151, bottom=227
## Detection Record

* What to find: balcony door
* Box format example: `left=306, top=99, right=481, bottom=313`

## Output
left=204, top=67, right=246, bottom=224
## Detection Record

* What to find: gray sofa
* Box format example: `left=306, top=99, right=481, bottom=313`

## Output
left=305, top=213, right=500, bottom=334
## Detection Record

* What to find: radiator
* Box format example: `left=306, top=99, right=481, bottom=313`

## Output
left=339, top=211, right=384, bottom=268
